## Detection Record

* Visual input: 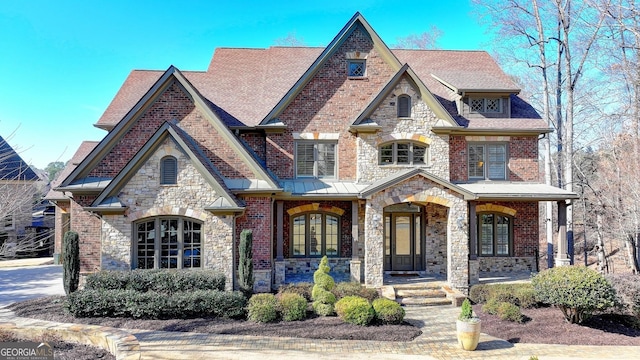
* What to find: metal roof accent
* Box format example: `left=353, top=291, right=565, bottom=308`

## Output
left=0, top=135, right=39, bottom=181
left=280, top=179, right=368, bottom=197
left=458, top=182, right=579, bottom=201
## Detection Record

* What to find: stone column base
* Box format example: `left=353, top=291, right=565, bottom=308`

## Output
left=350, top=260, right=363, bottom=283
left=274, top=261, right=286, bottom=287
left=469, top=258, right=480, bottom=286
left=555, top=257, right=571, bottom=267
left=254, top=269, right=272, bottom=293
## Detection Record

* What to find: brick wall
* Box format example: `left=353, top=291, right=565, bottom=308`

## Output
left=53, top=202, right=69, bottom=255
left=240, top=131, right=266, bottom=163
left=89, top=81, right=255, bottom=180
left=449, top=136, right=539, bottom=182
left=236, top=196, right=272, bottom=271
left=267, top=26, right=396, bottom=180
left=280, top=200, right=353, bottom=258
left=69, top=199, right=101, bottom=273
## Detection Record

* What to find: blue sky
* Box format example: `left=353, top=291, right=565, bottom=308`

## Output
left=0, top=0, right=490, bottom=170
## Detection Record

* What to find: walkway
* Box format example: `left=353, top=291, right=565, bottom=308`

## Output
left=2, top=305, right=639, bottom=360
left=0, top=260, right=638, bottom=359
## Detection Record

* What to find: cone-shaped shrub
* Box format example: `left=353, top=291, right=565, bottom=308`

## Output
left=62, top=231, right=80, bottom=295
left=238, top=229, right=254, bottom=298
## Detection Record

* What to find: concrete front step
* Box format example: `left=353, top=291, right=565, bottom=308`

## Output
left=397, top=296, right=453, bottom=306
left=396, top=289, right=446, bottom=298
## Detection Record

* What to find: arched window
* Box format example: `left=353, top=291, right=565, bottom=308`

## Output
left=478, top=213, right=513, bottom=256
left=397, top=95, right=411, bottom=117
left=160, top=156, right=177, bottom=185
left=379, top=141, right=427, bottom=165
left=291, top=212, right=340, bottom=257
left=134, top=217, right=202, bottom=269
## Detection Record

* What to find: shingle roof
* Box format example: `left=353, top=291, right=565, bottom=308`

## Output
left=45, top=141, right=99, bottom=200
left=94, top=48, right=544, bottom=131
left=0, top=135, right=39, bottom=181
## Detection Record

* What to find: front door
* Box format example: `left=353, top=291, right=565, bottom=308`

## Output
left=384, top=203, right=423, bottom=271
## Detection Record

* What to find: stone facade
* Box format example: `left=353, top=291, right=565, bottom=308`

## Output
left=364, top=176, right=468, bottom=291
left=479, top=257, right=536, bottom=273
left=99, top=137, right=236, bottom=290
left=357, top=78, right=450, bottom=182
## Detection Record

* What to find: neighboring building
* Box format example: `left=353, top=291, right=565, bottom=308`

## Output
left=0, top=135, right=41, bottom=254
left=52, top=13, right=576, bottom=292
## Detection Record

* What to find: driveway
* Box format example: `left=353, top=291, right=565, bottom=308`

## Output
left=0, top=263, right=64, bottom=307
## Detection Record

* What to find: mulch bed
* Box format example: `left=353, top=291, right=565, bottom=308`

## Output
left=8, top=296, right=422, bottom=342
left=474, top=304, right=640, bottom=346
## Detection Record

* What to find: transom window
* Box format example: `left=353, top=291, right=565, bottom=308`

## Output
left=468, top=143, right=507, bottom=180
left=295, top=142, right=336, bottom=178
left=292, top=212, right=340, bottom=257
left=397, top=95, right=411, bottom=117
left=160, top=156, right=177, bottom=185
left=135, top=217, right=202, bottom=269
left=348, top=60, right=366, bottom=77
left=470, top=98, right=501, bottom=113
left=478, top=213, right=512, bottom=256
left=380, top=142, right=427, bottom=166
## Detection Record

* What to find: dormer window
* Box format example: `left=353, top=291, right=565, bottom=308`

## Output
left=160, top=156, right=178, bottom=185
left=348, top=60, right=366, bottom=77
left=471, top=98, right=501, bottom=113
left=397, top=95, right=411, bottom=117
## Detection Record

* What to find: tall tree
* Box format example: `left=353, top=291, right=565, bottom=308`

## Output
left=273, top=32, right=307, bottom=46
left=474, top=0, right=610, bottom=266
left=44, top=161, right=65, bottom=182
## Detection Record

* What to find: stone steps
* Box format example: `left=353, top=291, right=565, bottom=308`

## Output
left=382, top=282, right=459, bottom=307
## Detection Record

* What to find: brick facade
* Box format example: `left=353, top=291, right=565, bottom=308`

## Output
left=266, top=26, right=395, bottom=180
left=449, top=135, right=539, bottom=182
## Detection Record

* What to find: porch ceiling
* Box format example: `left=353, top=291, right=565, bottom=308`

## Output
left=459, top=182, right=578, bottom=201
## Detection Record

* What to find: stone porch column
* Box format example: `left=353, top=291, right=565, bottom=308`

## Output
left=556, top=200, right=571, bottom=266
left=350, top=200, right=363, bottom=283
left=468, top=201, right=479, bottom=286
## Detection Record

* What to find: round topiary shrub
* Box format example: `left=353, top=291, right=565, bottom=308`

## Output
left=278, top=292, right=308, bottom=321
left=314, top=272, right=335, bottom=292
left=497, top=302, right=524, bottom=323
left=247, top=293, right=278, bottom=323
left=372, top=298, right=405, bottom=324
left=531, top=266, right=616, bottom=324
left=481, top=298, right=500, bottom=315
left=335, top=295, right=375, bottom=326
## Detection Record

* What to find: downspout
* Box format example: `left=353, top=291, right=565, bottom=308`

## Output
left=270, top=196, right=275, bottom=288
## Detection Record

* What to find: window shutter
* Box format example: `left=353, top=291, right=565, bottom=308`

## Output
left=398, top=95, right=410, bottom=117
left=161, top=156, right=177, bottom=185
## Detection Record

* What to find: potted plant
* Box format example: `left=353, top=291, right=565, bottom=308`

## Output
left=456, top=298, right=481, bottom=351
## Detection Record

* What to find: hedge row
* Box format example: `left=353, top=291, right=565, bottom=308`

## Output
left=84, top=269, right=226, bottom=294
left=65, top=289, right=246, bottom=319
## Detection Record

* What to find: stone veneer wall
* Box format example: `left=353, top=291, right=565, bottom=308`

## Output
left=364, top=176, right=468, bottom=291
left=283, top=257, right=351, bottom=274
left=357, top=78, right=450, bottom=182
left=424, top=202, right=448, bottom=275
left=479, top=257, right=535, bottom=273
left=100, top=138, right=235, bottom=290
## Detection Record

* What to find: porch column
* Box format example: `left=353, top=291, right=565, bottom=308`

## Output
left=468, top=201, right=478, bottom=259
left=556, top=201, right=571, bottom=266
left=276, top=201, right=284, bottom=260
left=468, top=201, right=480, bottom=285
left=274, top=200, right=285, bottom=286
left=350, top=200, right=363, bottom=282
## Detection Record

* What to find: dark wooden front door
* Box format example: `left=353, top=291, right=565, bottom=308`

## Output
left=384, top=204, right=423, bottom=271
